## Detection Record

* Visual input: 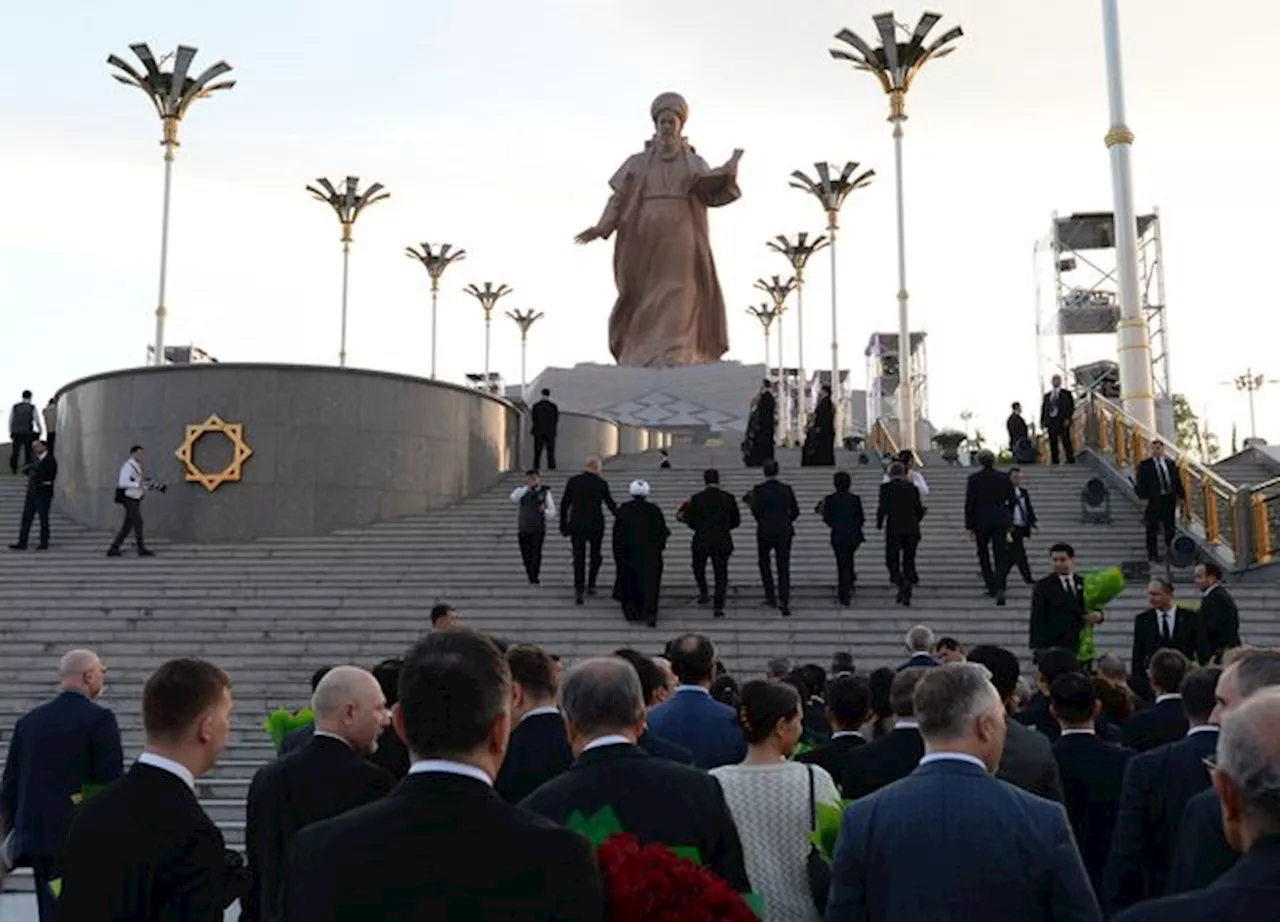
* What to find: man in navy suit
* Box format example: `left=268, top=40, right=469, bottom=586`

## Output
left=827, top=663, right=1100, bottom=921
left=494, top=645, right=573, bottom=802
left=1114, top=688, right=1280, bottom=922
left=0, top=650, right=123, bottom=921
left=647, top=634, right=746, bottom=769
left=1121, top=648, right=1191, bottom=752
left=612, top=649, right=694, bottom=764
left=898, top=624, right=940, bottom=671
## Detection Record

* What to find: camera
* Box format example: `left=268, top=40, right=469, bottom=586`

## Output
left=145, top=479, right=168, bottom=494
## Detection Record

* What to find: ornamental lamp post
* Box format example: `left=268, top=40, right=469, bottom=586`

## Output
left=306, top=177, right=389, bottom=367
left=506, top=308, right=545, bottom=403
left=754, top=275, right=798, bottom=443
left=745, top=302, right=782, bottom=374
left=830, top=11, right=962, bottom=450
left=405, top=243, right=467, bottom=379
left=464, top=282, right=513, bottom=394
left=789, top=163, right=875, bottom=441
left=767, top=233, right=829, bottom=436
left=107, top=44, right=234, bottom=365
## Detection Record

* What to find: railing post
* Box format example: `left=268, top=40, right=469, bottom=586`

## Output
left=1253, top=493, right=1274, bottom=565
left=1115, top=419, right=1127, bottom=465
left=1202, top=482, right=1218, bottom=541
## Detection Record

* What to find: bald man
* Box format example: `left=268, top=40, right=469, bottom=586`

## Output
left=244, top=667, right=394, bottom=922
left=1, top=650, right=122, bottom=921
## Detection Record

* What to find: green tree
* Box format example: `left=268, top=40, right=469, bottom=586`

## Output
left=1172, top=393, right=1221, bottom=462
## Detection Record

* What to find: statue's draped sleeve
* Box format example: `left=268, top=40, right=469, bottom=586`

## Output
left=596, top=155, right=642, bottom=239
left=688, top=153, right=741, bottom=209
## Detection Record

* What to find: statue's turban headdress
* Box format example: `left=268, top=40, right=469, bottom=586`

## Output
left=650, top=92, right=689, bottom=125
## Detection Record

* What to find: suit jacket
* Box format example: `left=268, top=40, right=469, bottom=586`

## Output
left=1120, top=697, right=1189, bottom=753
left=1016, top=694, right=1122, bottom=744
left=796, top=732, right=865, bottom=788
left=1135, top=457, right=1186, bottom=505
left=23, top=452, right=57, bottom=497
left=244, top=735, right=394, bottom=922
left=876, top=479, right=924, bottom=538
left=1103, top=728, right=1220, bottom=912
left=521, top=742, right=750, bottom=892
left=1200, top=585, right=1241, bottom=661
left=898, top=652, right=939, bottom=672
left=284, top=770, right=602, bottom=922
left=840, top=726, right=924, bottom=800
left=821, top=491, right=865, bottom=546
left=828, top=758, right=1100, bottom=922
left=1052, top=733, right=1135, bottom=893
left=60, top=762, right=244, bottom=922
left=1166, top=786, right=1237, bottom=895
left=1029, top=572, right=1087, bottom=653
left=1009, top=486, right=1037, bottom=530
left=1041, top=388, right=1076, bottom=429
left=530, top=398, right=559, bottom=437
left=1113, top=834, right=1280, bottom=922
left=682, top=486, right=741, bottom=552
left=279, top=723, right=313, bottom=755
left=1007, top=413, right=1029, bottom=446
left=999, top=719, right=1065, bottom=803
left=0, top=690, right=123, bottom=860
left=494, top=711, right=574, bottom=804
left=965, top=467, right=1015, bottom=533
left=1129, top=607, right=1206, bottom=699
left=637, top=728, right=694, bottom=764
left=647, top=687, right=747, bottom=770
left=747, top=478, right=800, bottom=537
left=560, top=471, right=618, bottom=535
left=368, top=725, right=410, bottom=779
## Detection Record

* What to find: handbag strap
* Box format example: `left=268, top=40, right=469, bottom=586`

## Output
left=805, top=764, right=816, bottom=832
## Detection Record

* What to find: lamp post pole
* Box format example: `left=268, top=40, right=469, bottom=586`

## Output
left=464, top=283, right=513, bottom=393
left=307, top=177, right=390, bottom=367
left=1100, top=0, right=1156, bottom=431
left=405, top=243, right=467, bottom=379
left=108, top=44, right=234, bottom=364
left=830, top=11, right=962, bottom=451
left=507, top=309, right=545, bottom=403
left=754, top=275, right=798, bottom=442
left=768, top=234, right=829, bottom=438
left=1230, top=370, right=1277, bottom=440
left=746, top=303, right=781, bottom=382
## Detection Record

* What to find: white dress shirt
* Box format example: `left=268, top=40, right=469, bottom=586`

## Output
left=408, top=759, right=492, bottom=785
left=675, top=684, right=711, bottom=696
left=136, top=752, right=196, bottom=791
left=881, top=470, right=929, bottom=497
left=1187, top=724, right=1219, bottom=737
left=1157, top=607, right=1177, bottom=641
left=117, top=458, right=144, bottom=500
left=312, top=729, right=352, bottom=748
left=1059, top=728, right=1096, bottom=737
left=520, top=705, right=560, bottom=723
left=919, top=752, right=988, bottom=771
left=893, top=719, right=919, bottom=731
left=1048, top=389, right=1061, bottom=417
left=509, top=485, right=557, bottom=518
left=831, top=730, right=864, bottom=741
left=1155, top=693, right=1183, bottom=705
left=583, top=735, right=633, bottom=752
left=1011, top=488, right=1030, bottom=528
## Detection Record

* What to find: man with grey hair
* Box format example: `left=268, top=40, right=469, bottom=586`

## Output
left=828, top=664, right=1100, bottom=921
left=901, top=625, right=939, bottom=670
left=1114, top=688, right=1280, bottom=921
left=521, top=657, right=750, bottom=893
left=245, top=666, right=393, bottom=921
left=560, top=456, right=619, bottom=604
left=964, top=449, right=1016, bottom=606
left=0, top=650, right=122, bottom=919
left=765, top=656, right=793, bottom=680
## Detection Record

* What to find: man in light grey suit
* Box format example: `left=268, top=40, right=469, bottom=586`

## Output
left=968, top=645, right=1064, bottom=802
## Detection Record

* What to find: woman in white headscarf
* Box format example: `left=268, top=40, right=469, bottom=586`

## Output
left=611, top=480, right=671, bottom=626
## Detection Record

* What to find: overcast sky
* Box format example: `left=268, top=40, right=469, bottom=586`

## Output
left=3, top=0, right=1276, bottom=443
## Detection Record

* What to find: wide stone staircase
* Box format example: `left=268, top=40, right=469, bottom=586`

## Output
left=1, top=445, right=1276, bottom=887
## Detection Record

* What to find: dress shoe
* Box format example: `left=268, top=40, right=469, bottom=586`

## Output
left=35, top=545, right=48, bottom=551
left=106, top=548, right=122, bottom=557
left=696, top=594, right=709, bottom=606
left=8, top=544, right=26, bottom=551
left=574, top=595, right=584, bottom=606
left=996, top=593, right=1006, bottom=606
left=780, top=608, right=791, bottom=618
left=138, top=549, right=156, bottom=558
left=713, top=610, right=725, bottom=619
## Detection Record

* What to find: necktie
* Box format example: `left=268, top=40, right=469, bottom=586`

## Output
left=1157, top=460, right=1170, bottom=495
left=1161, top=611, right=1171, bottom=643
left=1062, top=577, right=1072, bottom=595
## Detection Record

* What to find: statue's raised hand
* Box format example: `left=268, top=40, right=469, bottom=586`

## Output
left=721, top=148, right=745, bottom=174
left=575, top=226, right=603, bottom=245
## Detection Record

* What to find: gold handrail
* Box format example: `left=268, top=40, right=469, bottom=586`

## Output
left=1253, top=493, right=1276, bottom=565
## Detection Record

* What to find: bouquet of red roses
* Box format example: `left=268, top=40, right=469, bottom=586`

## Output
left=597, top=834, right=760, bottom=922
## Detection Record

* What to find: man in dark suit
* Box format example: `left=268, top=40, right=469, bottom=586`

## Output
left=647, top=634, right=746, bottom=769
left=745, top=459, right=799, bottom=616
left=612, top=649, right=694, bottom=764
left=10, top=439, right=56, bottom=551
left=1007, top=401, right=1029, bottom=450
left=494, top=645, right=573, bottom=803
left=522, top=657, right=750, bottom=892
left=820, top=470, right=865, bottom=605
left=965, top=450, right=1015, bottom=606
left=1103, top=665, right=1221, bottom=912
left=1195, top=561, right=1241, bottom=662
left=60, top=658, right=247, bottom=922
left=1040, top=374, right=1076, bottom=464
left=1129, top=578, right=1205, bottom=699
left=1135, top=440, right=1185, bottom=561
left=1114, top=688, right=1280, bottom=922
left=529, top=387, right=559, bottom=470
left=1122, top=649, right=1192, bottom=751
left=244, top=666, right=394, bottom=922
left=681, top=468, right=740, bottom=619
left=1029, top=543, right=1104, bottom=659
left=841, top=668, right=928, bottom=799
left=828, top=663, right=1100, bottom=921
left=1006, top=466, right=1037, bottom=584
left=0, top=650, right=122, bottom=921
left=877, top=461, right=925, bottom=605
left=1049, top=672, right=1135, bottom=895
left=283, top=630, right=602, bottom=922
left=278, top=666, right=335, bottom=756
left=797, top=673, right=870, bottom=787
left=899, top=625, right=941, bottom=671
left=560, top=455, right=618, bottom=604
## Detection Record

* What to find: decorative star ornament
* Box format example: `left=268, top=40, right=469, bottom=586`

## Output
left=174, top=414, right=253, bottom=492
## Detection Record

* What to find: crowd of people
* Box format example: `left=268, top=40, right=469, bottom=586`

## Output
left=2, top=617, right=1277, bottom=921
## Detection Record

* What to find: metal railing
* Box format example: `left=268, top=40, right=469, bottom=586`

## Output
left=1251, top=476, right=1279, bottom=566
left=868, top=418, right=925, bottom=469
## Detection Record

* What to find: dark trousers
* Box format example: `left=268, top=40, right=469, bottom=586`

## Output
left=569, top=528, right=603, bottom=594
left=757, top=533, right=792, bottom=606
left=1145, top=496, right=1178, bottom=559
left=9, top=434, right=34, bottom=474
left=32, top=854, right=60, bottom=922
left=518, top=529, right=545, bottom=583
left=1007, top=525, right=1033, bottom=582
left=832, top=540, right=858, bottom=604
left=975, top=526, right=1010, bottom=592
left=533, top=433, right=556, bottom=470
left=109, top=498, right=147, bottom=552
left=692, top=540, right=730, bottom=610
left=885, top=534, right=919, bottom=590
left=1047, top=422, right=1074, bottom=464
left=17, top=491, right=52, bottom=548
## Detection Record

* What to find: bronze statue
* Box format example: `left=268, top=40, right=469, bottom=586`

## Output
left=576, top=92, right=743, bottom=367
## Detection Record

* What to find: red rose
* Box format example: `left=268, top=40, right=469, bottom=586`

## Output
left=595, top=834, right=757, bottom=922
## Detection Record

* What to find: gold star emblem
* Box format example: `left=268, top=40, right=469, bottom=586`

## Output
left=174, top=415, right=254, bottom=492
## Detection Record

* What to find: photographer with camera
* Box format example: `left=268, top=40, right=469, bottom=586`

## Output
left=510, top=468, right=556, bottom=584
left=9, top=438, right=57, bottom=551
left=106, top=445, right=158, bottom=558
